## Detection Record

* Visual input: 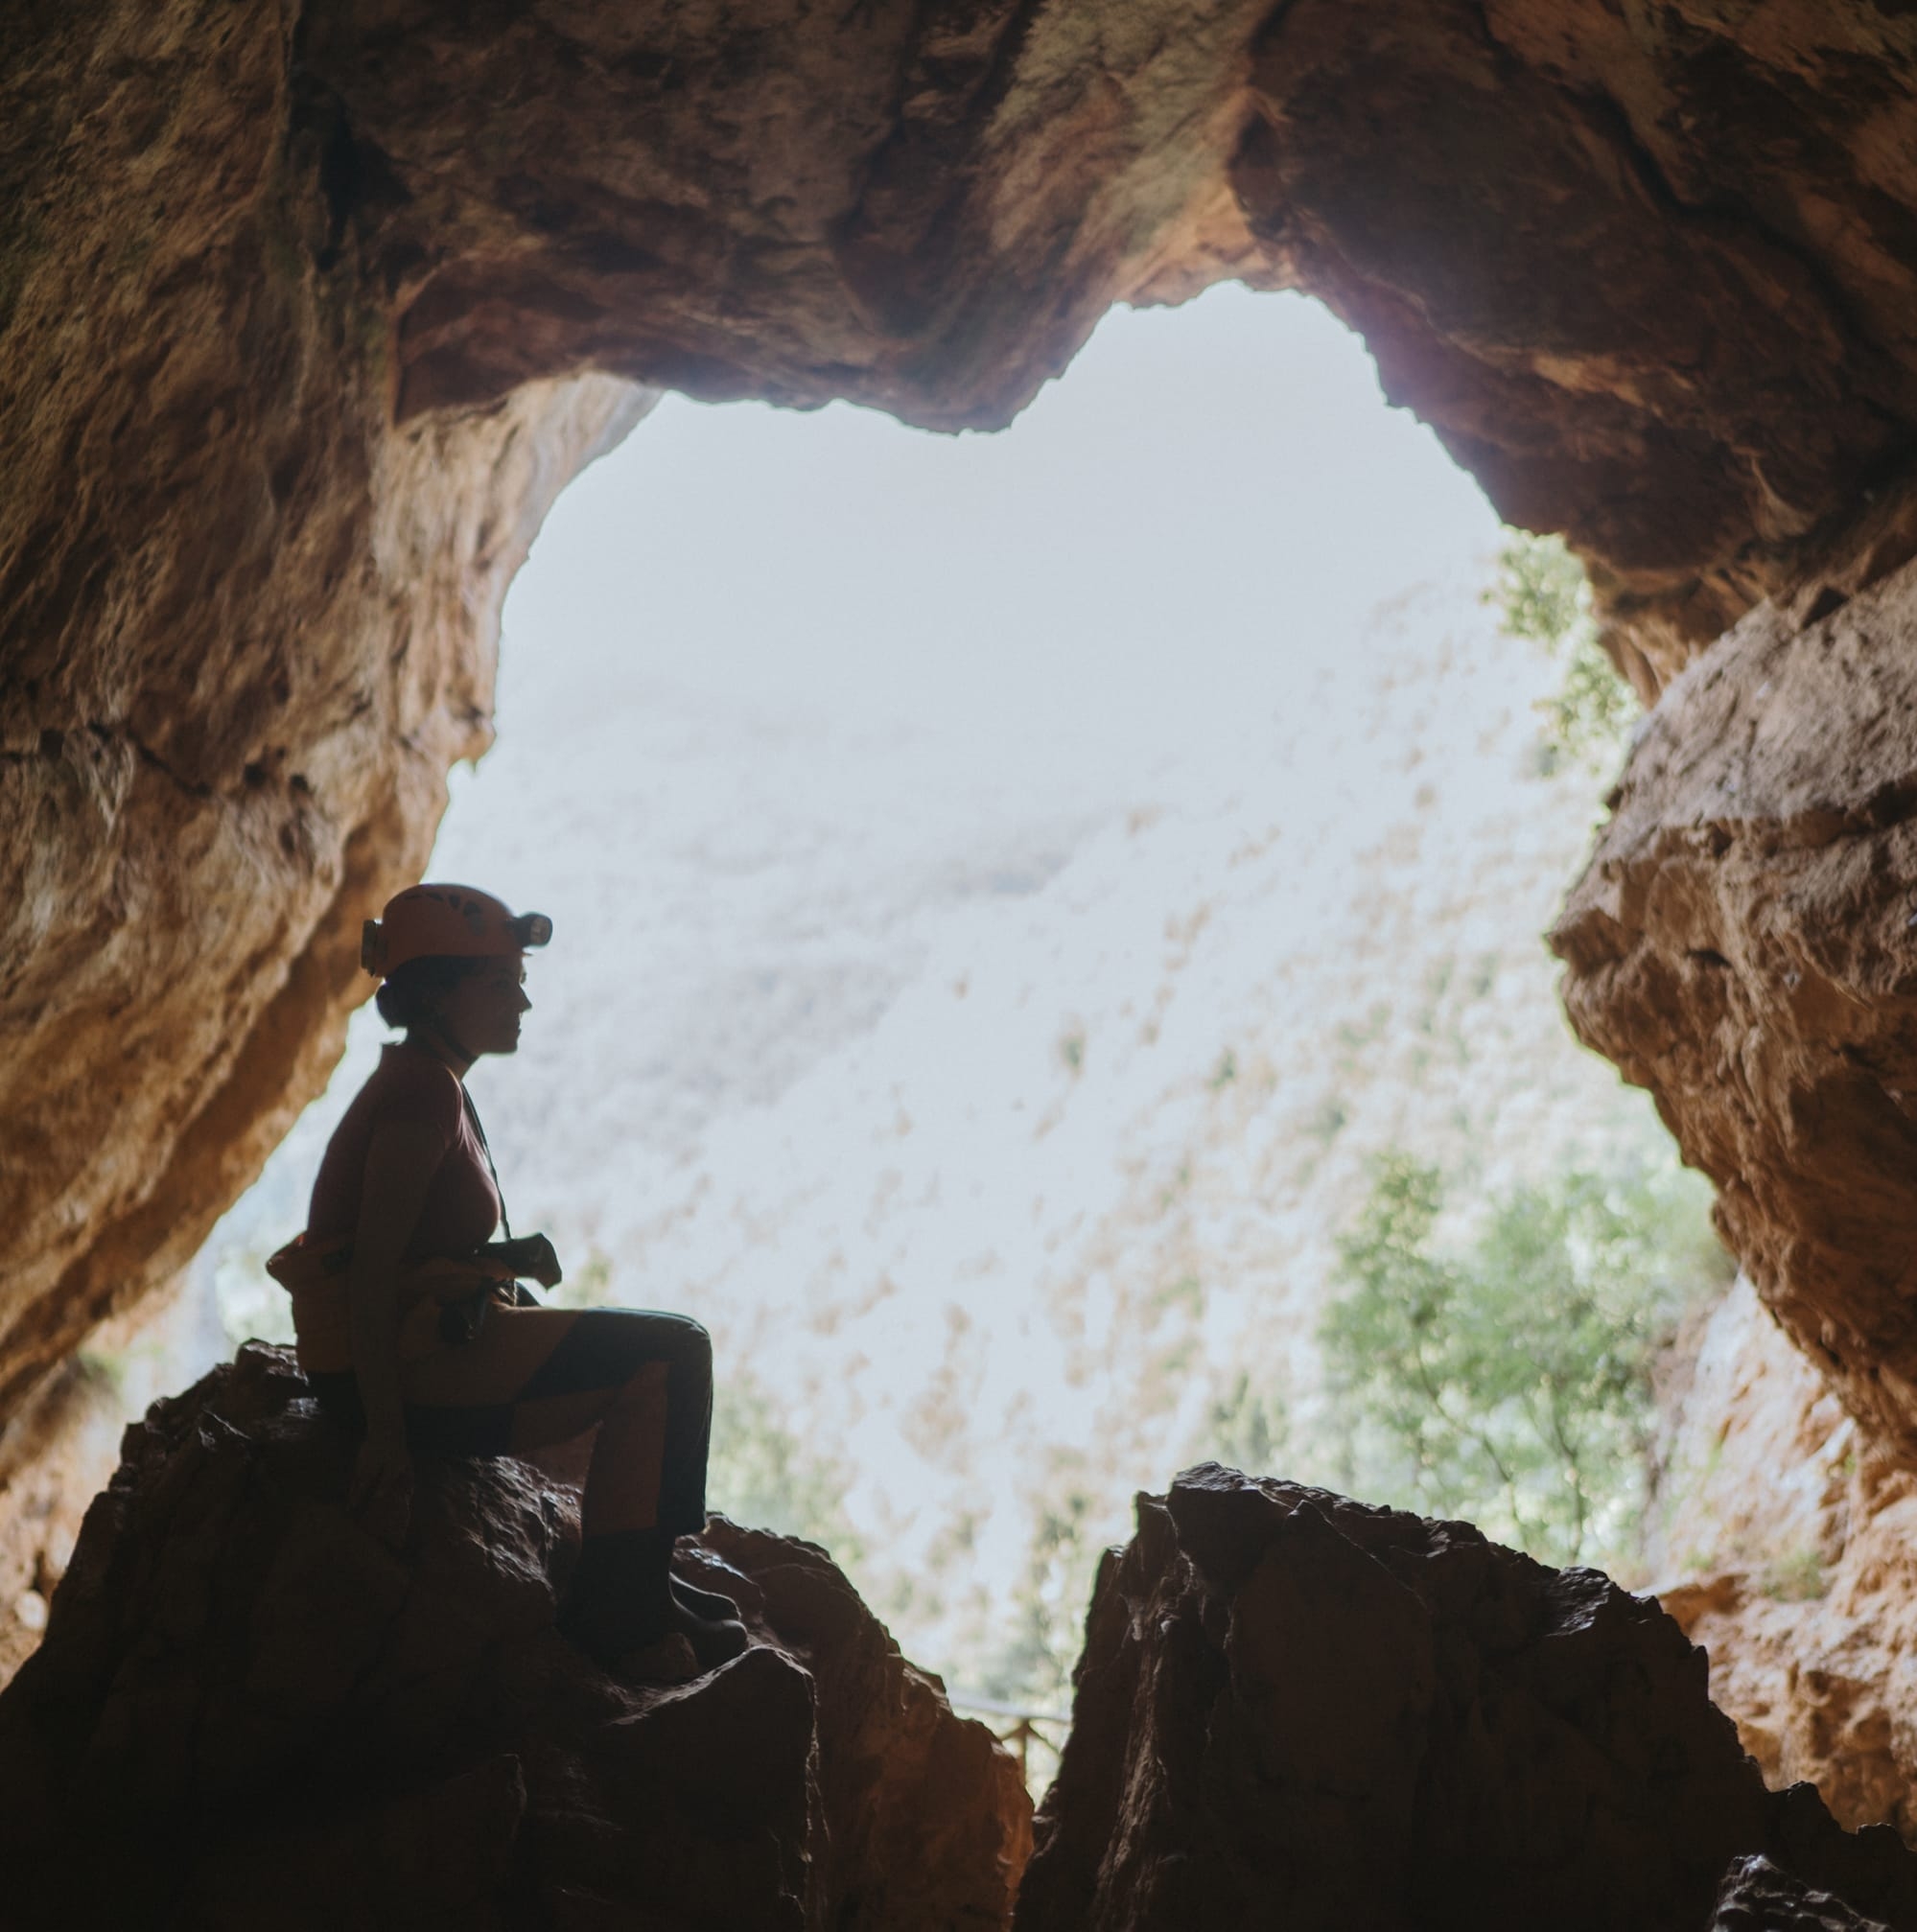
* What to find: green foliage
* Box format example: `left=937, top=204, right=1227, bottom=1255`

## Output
left=73, top=1349, right=128, bottom=1404
left=1762, top=1546, right=1828, bottom=1603
left=1199, top=1367, right=1289, bottom=1478
left=1488, top=531, right=1636, bottom=774
left=958, top=1481, right=1104, bottom=1800
left=1321, top=1152, right=1729, bottom=1569
left=1492, top=528, right=1587, bottom=648
left=1152, top=1271, right=1205, bottom=1320
left=213, top=1241, right=297, bottom=1350
left=708, top=1365, right=865, bottom=1565
left=979, top=1476, right=1100, bottom=1720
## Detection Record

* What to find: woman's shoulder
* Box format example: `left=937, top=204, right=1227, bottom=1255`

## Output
left=362, top=1041, right=463, bottom=1138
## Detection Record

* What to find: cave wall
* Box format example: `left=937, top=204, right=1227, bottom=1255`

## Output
left=1555, top=484, right=1917, bottom=1464
left=0, top=1, right=651, bottom=1430
left=1652, top=1276, right=1917, bottom=1842
left=8, top=0, right=1917, bottom=1508
left=1231, top=1, right=1917, bottom=694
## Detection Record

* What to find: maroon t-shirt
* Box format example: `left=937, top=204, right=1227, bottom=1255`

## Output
left=308, top=1042, right=502, bottom=1261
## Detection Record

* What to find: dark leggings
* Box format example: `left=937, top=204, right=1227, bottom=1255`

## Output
left=313, top=1305, right=713, bottom=1538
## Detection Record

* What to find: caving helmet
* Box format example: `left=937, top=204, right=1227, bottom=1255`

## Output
left=361, top=883, right=552, bottom=978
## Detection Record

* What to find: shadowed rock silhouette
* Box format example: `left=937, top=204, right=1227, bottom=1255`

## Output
left=1712, top=1854, right=1897, bottom=1932
left=1014, top=1465, right=1917, bottom=1932
left=0, top=1344, right=1031, bottom=1929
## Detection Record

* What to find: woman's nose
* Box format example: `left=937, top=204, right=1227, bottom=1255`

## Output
left=517, top=987, right=532, bottom=1013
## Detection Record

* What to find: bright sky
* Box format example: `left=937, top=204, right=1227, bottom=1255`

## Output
left=488, top=284, right=1499, bottom=804
left=418, top=282, right=1509, bottom=1171
left=186, top=278, right=1508, bottom=1239
left=172, top=280, right=1607, bottom=1688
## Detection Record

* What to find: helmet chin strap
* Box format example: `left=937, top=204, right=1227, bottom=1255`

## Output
left=409, top=1013, right=515, bottom=1241
left=416, top=1013, right=477, bottom=1070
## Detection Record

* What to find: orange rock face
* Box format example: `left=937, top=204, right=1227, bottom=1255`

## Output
left=1555, top=506, right=1917, bottom=1466
left=9, top=2, right=1917, bottom=1429
left=0, top=0, right=652, bottom=1414
left=0, top=1344, right=1031, bottom=1926
left=1655, top=1281, right=1917, bottom=1844
left=1559, top=497, right=1917, bottom=1819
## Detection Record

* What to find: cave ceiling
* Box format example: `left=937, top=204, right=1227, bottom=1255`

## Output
left=4, top=0, right=1917, bottom=1440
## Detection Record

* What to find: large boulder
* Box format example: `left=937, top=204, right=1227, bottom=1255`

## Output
left=0, top=1343, right=1030, bottom=1928
left=1014, top=1464, right=1917, bottom=1932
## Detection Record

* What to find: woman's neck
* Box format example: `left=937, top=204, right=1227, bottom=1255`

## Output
left=406, top=1026, right=474, bottom=1079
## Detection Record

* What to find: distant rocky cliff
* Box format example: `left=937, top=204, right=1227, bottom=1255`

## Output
left=1649, top=1279, right=1917, bottom=1846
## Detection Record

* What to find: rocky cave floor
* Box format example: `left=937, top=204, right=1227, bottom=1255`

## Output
left=2, top=1343, right=1914, bottom=1931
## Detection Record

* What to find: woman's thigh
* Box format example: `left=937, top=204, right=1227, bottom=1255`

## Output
left=401, top=1301, right=573, bottom=1408
left=399, top=1304, right=708, bottom=1456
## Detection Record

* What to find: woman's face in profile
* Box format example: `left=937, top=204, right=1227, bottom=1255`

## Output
left=435, top=954, right=531, bottom=1058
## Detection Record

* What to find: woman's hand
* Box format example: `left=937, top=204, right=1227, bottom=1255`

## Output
left=520, top=1232, right=562, bottom=1289
left=350, top=1431, right=414, bottom=1548
left=492, top=1232, right=562, bottom=1289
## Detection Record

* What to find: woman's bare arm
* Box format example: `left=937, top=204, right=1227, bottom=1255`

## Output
left=346, top=1119, right=445, bottom=1531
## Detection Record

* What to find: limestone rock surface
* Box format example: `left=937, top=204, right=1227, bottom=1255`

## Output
left=0, top=1343, right=1030, bottom=1929
left=1555, top=524, right=1917, bottom=1467
left=1013, top=1463, right=1917, bottom=1932
left=12, top=0, right=1917, bottom=1430
left=1654, top=1280, right=1917, bottom=1845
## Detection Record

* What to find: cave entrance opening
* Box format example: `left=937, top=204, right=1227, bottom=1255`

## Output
left=105, top=284, right=1704, bottom=1772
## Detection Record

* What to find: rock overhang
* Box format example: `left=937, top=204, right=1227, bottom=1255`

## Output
left=6, top=0, right=1917, bottom=1455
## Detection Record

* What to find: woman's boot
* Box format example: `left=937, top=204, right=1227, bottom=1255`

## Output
left=670, top=1565, right=743, bottom=1624
left=562, top=1529, right=748, bottom=1670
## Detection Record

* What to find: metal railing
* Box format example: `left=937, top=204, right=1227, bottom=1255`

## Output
left=946, top=1690, right=1072, bottom=1784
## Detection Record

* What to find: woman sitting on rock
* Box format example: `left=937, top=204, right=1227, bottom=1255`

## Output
left=271, top=882, right=747, bottom=1671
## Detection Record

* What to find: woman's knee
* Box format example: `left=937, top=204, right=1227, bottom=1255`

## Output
left=582, top=1308, right=711, bottom=1380
left=650, top=1313, right=711, bottom=1383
